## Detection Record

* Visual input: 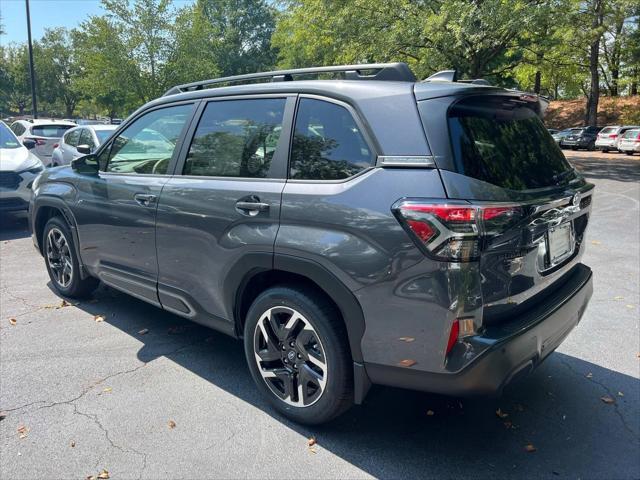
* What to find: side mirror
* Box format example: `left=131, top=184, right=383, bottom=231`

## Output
left=23, top=139, right=36, bottom=150
left=76, top=144, right=91, bottom=155
left=71, top=154, right=99, bottom=175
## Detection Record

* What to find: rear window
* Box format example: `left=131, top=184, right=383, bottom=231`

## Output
left=31, top=125, right=73, bottom=138
left=623, top=129, right=640, bottom=139
left=447, top=96, right=574, bottom=191
left=599, top=127, right=617, bottom=135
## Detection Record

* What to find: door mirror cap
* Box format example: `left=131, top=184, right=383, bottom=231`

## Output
left=76, top=144, right=92, bottom=155
left=23, top=139, right=36, bottom=150
left=71, top=154, right=99, bottom=175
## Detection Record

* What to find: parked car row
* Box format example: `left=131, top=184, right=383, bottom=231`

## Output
left=8, top=119, right=117, bottom=167
left=549, top=124, right=640, bottom=155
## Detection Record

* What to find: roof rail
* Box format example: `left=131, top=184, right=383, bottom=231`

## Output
left=423, top=69, right=491, bottom=86
left=163, top=62, right=417, bottom=96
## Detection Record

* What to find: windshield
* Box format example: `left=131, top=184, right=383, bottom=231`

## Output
left=0, top=123, right=21, bottom=149
left=31, top=125, right=74, bottom=138
left=447, top=95, right=574, bottom=191
left=95, top=129, right=115, bottom=143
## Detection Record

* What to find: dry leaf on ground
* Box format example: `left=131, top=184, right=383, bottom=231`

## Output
left=496, top=408, right=509, bottom=419
left=17, top=425, right=29, bottom=439
left=168, top=420, right=176, bottom=429
left=590, top=240, right=601, bottom=245
left=613, top=295, right=624, bottom=300
left=307, top=437, right=316, bottom=447
left=71, top=441, right=76, bottom=447
left=97, top=470, right=110, bottom=479
left=94, top=315, right=105, bottom=323
left=102, top=387, right=112, bottom=393
left=9, top=318, right=17, bottom=325
left=524, top=444, right=537, bottom=453
left=138, top=328, right=149, bottom=335
left=600, top=395, right=615, bottom=404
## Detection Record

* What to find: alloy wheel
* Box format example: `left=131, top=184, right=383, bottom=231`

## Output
left=46, top=227, right=73, bottom=288
left=253, top=306, right=328, bottom=407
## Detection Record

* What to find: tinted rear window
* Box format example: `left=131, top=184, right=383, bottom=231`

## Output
left=31, top=125, right=73, bottom=138
left=447, top=96, right=574, bottom=190
left=599, top=127, right=617, bottom=134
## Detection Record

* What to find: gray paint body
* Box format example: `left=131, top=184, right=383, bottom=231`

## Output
left=29, top=77, right=594, bottom=399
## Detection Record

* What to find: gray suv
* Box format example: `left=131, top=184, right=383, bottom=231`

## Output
left=29, top=63, right=594, bottom=425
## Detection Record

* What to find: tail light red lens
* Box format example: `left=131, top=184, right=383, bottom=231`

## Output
left=446, top=320, right=460, bottom=356
left=393, top=200, right=524, bottom=261
left=609, top=134, right=618, bottom=139
left=52, top=143, right=59, bottom=149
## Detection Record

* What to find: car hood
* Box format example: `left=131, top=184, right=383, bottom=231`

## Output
left=0, top=146, right=43, bottom=172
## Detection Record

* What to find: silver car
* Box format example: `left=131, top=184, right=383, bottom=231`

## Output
left=0, top=121, right=44, bottom=212
left=51, top=125, right=117, bottom=166
left=9, top=119, right=76, bottom=166
left=618, top=128, right=640, bottom=155
left=595, top=125, right=640, bottom=152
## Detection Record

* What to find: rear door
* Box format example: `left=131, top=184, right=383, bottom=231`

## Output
left=155, top=95, right=294, bottom=331
left=60, top=129, right=81, bottom=164
left=29, top=124, right=74, bottom=164
left=417, top=93, right=594, bottom=323
left=73, top=102, right=195, bottom=305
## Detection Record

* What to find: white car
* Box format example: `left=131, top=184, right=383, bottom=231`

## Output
left=0, top=121, right=44, bottom=212
left=595, top=125, right=640, bottom=152
left=51, top=124, right=117, bottom=166
left=617, top=128, right=640, bottom=155
left=9, top=119, right=76, bottom=166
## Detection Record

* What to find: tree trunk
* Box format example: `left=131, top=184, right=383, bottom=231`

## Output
left=586, top=0, right=603, bottom=127
left=534, top=52, right=543, bottom=94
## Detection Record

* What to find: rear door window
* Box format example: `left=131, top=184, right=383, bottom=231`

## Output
left=79, top=129, right=96, bottom=149
left=446, top=96, right=574, bottom=191
left=31, top=125, right=73, bottom=138
left=183, top=98, right=286, bottom=178
left=65, top=129, right=81, bottom=147
left=289, top=98, right=373, bottom=180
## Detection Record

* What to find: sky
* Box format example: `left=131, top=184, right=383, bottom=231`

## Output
left=0, top=0, right=195, bottom=45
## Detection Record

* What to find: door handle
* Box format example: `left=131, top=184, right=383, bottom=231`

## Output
left=134, top=193, right=157, bottom=207
left=235, top=199, right=270, bottom=215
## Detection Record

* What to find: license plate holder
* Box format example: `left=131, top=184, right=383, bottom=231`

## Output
left=547, top=222, right=574, bottom=267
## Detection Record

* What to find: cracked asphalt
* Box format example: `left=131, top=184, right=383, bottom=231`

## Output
left=1, top=150, right=639, bottom=479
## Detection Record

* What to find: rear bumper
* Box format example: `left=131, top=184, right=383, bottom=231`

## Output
left=366, top=263, right=593, bottom=396
left=619, top=143, right=640, bottom=152
left=595, top=139, right=616, bottom=148
left=561, top=139, right=590, bottom=147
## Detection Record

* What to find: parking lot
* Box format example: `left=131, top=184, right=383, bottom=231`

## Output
left=0, top=150, right=638, bottom=479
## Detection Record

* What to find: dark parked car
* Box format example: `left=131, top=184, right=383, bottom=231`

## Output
left=29, top=63, right=594, bottom=424
left=560, top=126, right=603, bottom=150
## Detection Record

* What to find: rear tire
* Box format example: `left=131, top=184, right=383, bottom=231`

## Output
left=243, top=285, right=354, bottom=425
left=626, top=152, right=633, bottom=156
left=601, top=148, right=608, bottom=153
left=43, top=216, right=99, bottom=298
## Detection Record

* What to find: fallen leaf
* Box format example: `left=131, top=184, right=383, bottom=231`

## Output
left=524, top=444, right=537, bottom=453
left=94, top=315, right=105, bottom=323
left=138, top=328, right=149, bottom=335
left=426, top=410, right=435, bottom=416
left=398, top=359, right=416, bottom=367
left=496, top=408, right=509, bottom=419
left=97, top=470, right=110, bottom=480
left=399, top=336, right=415, bottom=342
left=308, top=447, right=317, bottom=454
left=307, top=437, right=316, bottom=447
left=586, top=372, right=593, bottom=379
left=617, top=391, right=624, bottom=397
left=168, top=420, right=176, bottom=429
left=590, top=240, right=601, bottom=245
left=102, top=387, right=112, bottom=394
left=600, top=395, right=615, bottom=404
left=625, top=304, right=634, bottom=309
left=613, top=295, right=624, bottom=300
left=86, top=476, right=96, bottom=480
left=17, top=425, right=29, bottom=439
left=9, top=318, right=17, bottom=325
left=71, top=441, right=76, bottom=447
left=59, top=300, right=72, bottom=308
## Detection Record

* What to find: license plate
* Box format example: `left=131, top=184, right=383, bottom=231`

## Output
left=548, top=223, right=574, bottom=266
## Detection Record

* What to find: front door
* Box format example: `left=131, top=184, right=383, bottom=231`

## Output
left=155, top=96, right=294, bottom=332
left=73, top=103, right=196, bottom=305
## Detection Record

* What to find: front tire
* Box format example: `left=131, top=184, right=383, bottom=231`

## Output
left=43, top=216, right=99, bottom=298
left=244, top=286, right=353, bottom=425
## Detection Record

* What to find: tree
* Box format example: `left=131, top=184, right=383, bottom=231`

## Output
left=0, top=45, right=32, bottom=115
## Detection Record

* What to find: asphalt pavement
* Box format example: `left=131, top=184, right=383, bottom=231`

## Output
left=1, top=150, right=638, bottom=479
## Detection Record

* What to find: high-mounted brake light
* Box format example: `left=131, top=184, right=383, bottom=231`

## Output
left=393, top=200, right=524, bottom=262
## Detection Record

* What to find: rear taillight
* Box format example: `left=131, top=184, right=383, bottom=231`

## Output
left=609, top=134, right=618, bottom=139
left=26, top=137, right=46, bottom=146
left=446, top=320, right=460, bottom=356
left=393, top=200, right=524, bottom=261
left=52, top=143, right=59, bottom=149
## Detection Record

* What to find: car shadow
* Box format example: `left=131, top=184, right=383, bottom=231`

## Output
left=0, top=211, right=30, bottom=241
left=570, top=156, right=640, bottom=183
left=61, top=283, right=640, bottom=479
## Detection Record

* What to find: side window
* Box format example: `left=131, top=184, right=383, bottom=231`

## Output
left=79, top=129, right=96, bottom=149
left=66, top=129, right=81, bottom=147
left=290, top=98, right=373, bottom=180
left=184, top=98, right=286, bottom=178
left=11, top=123, right=25, bottom=136
left=106, top=103, right=193, bottom=175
